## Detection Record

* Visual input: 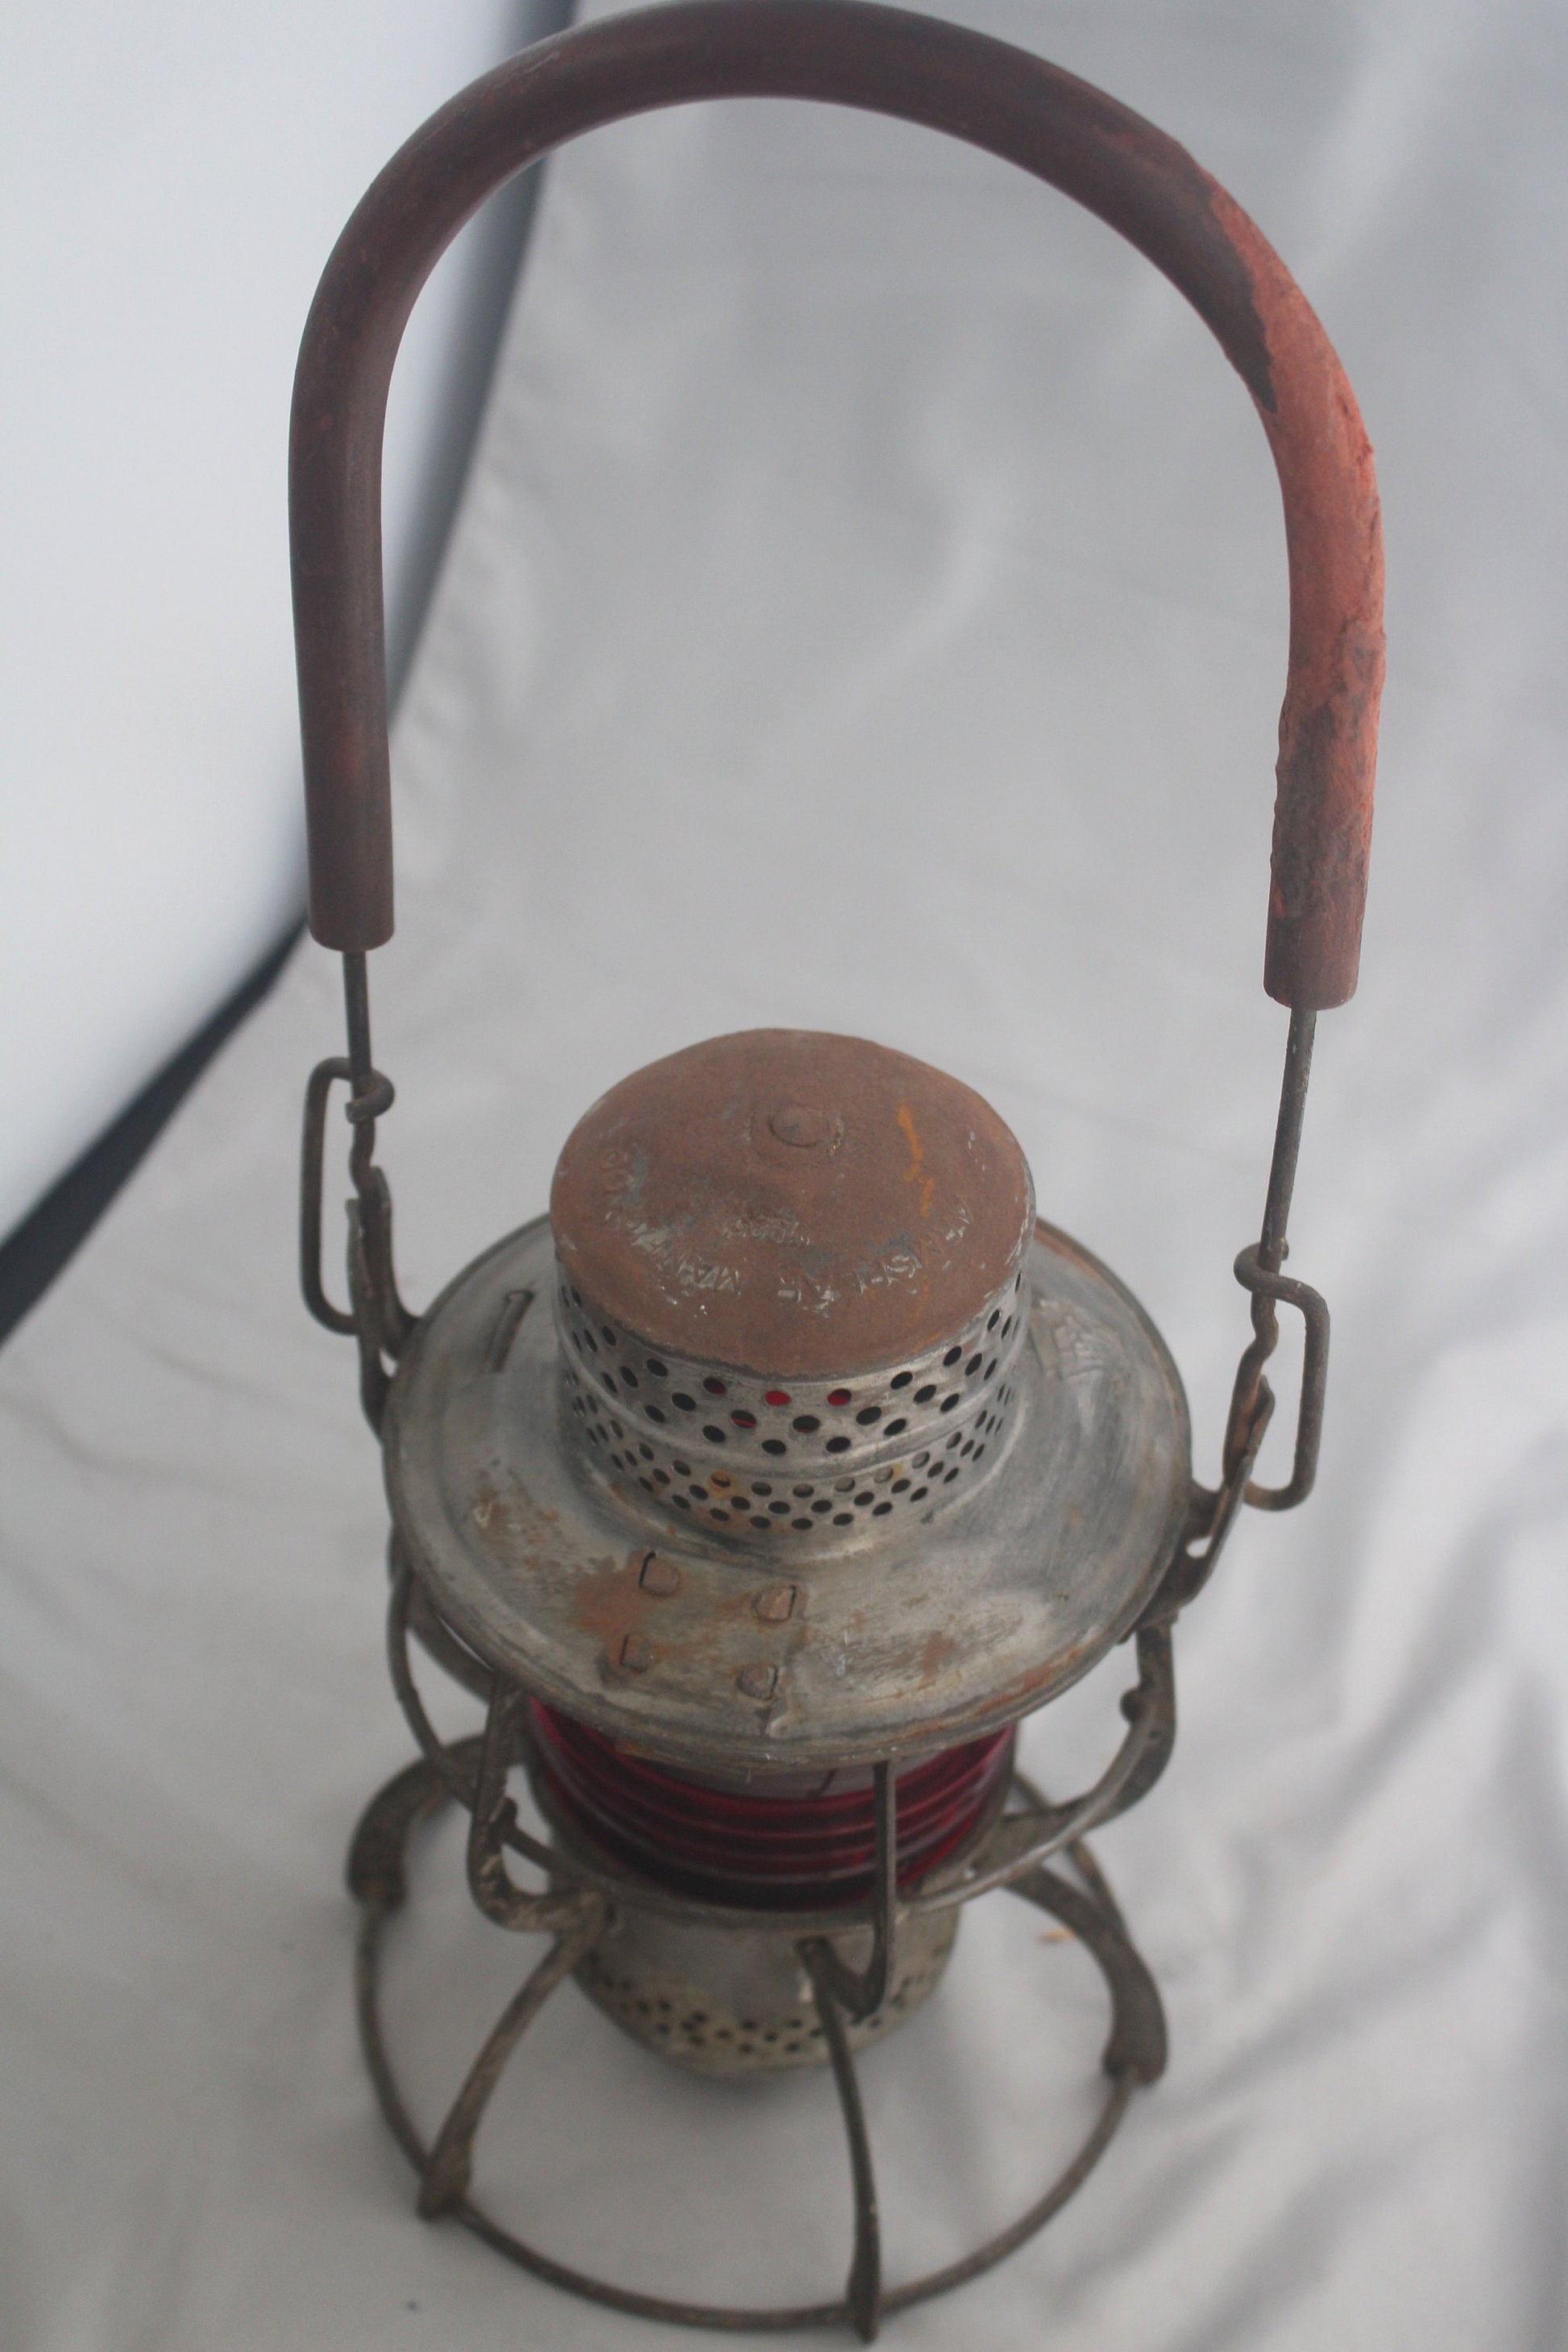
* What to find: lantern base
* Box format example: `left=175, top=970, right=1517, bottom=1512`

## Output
left=348, top=1746, right=1166, bottom=2337
left=573, top=1877, right=961, bottom=2076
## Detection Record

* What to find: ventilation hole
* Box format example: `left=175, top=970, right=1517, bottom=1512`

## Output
left=689, top=1484, right=706, bottom=1500
left=751, top=1480, right=771, bottom=1496
left=769, top=1500, right=790, bottom=1516
left=960, top=1440, right=974, bottom=1458
left=764, top=1389, right=790, bottom=1407
left=645, top=1358, right=667, bottom=1378
left=620, top=1366, right=641, bottom=1388
left=943, top=1346, right=963, bottom=1367
left=792, top=1415, right=820, bottom=1433
left=792, top=1484, right=813, bottom=1499
left=611, top=1419, right=624, bottom=1438
left=966, top=1354, right=982, bottom=1377
left=581, top=1329, right=597, bottom=1354
left=639, top=1479, right=654, bottom=1494
left=911, top=1486, right=928, bottom=1502
left=601, top=1326, right=616, bottom=1346
left=703, top=1426, right=727, bottom=1445
left=973, top=1445, right=986, bottom=1464
left=835, top=1477, right=855, bottom=1491
left=711, top=1471, right=731, bottom=1488
left=812, top=1498, right=832, bottom=1513
left=892, top=1479, right=911, bottom=1494
left=987, top=1310, right=1000, bottom=1331
left=944, top=1467, right=960, bottom=1483
left=703, top=1376, right=727, bottom=1396
left=827, top=1388, right=852, bottom=1407
left=890, top=1370, right=913, bottom=1390
left=711, top=1509, right=731, bottom=1523
left=646, top=1405, right=666, bottom=1424
left=826, top=1435, right=851, bottom=1454
left=873, top=1501, right=893, bottom=1516
left=639, top=1442, right=653, bottom=1461
left=942, top=1394, right=960, bottom=1413
left=946, top=1433, right=961, bottom=1450
left=855, top=1406, right=881, bottom=1426
left=1002, top=1319, right=1013, bottom=1340
left=672, top=1393, right=695, bottom=1412
left=761, top=1438, right=787, bottom=1457
left=602, top=1373, right=617, bottom=1394
left=674, top=1459, right=691, bottom=1476
left=854, top=1492, right=873, bottom=1508
left=915, top=1384, right=936, bottom=1404
left=751, top=1516, right=770, bottom=1530
left=791, top=1518, right=811, bottom=1532
left=570, top=1287, right=582, bottom=1306
left=984, top=1359, right=998, bottom=1380
left=653, top=1470, right=670, bottom=1486
left=884, top=1417, right=907, bottom=1437
left=832, top=1512, right=853, bottom=1526
left=731, top=1409, right=757, bottom=1429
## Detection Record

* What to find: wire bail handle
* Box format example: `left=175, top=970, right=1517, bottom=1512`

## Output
left=290, top=0, right=1383, bottom=1516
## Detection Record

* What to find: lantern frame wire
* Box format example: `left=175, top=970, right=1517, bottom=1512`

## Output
left=349, top=1724, right=1164, bottom=2340
left=282, top=2, right=1384, bottom=2331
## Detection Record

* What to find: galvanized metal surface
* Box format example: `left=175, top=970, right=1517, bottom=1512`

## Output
left=571, top=1879, right=961, bottom=2078
left=382, top=1216, right=1191, bottom=1773
left=556, top=1254, right=1031, bottom=1552
left=550, top=1029, right=1035, bottom=1377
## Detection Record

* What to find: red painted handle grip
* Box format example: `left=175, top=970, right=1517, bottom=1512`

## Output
left=291, top=0, right=1383, bottom=1008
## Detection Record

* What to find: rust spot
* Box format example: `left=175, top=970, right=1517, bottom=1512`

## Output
left=896, top=1100, right=936, bottom=1219
left=570, top=1549, right=662, bottom=1658
left=918, top=1630, right=956, bottom=1687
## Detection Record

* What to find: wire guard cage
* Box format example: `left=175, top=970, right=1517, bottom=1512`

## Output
left=290, top=4, right=1383, bottom=2337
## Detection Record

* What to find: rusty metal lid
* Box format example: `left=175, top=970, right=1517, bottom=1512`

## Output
left=550, top=1031, right=1035, bottom=1381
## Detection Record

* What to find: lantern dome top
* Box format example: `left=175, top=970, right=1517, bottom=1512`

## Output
left=550, top=1030, right=1035, bottom=1382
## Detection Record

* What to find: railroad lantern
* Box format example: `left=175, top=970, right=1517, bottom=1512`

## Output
left=291, top=4, right=1383, bottom=2337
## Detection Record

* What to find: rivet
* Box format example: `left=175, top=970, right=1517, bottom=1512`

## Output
left=620, top=1632, right=655, bottom=1673
left=736, top=1661, right=778, bottom=1701
left=638, top=1551, right=680, bottom=1596
left=767, top=1101, right=831, bottom=1149
left=753, top=1582, right=797, bottom=1624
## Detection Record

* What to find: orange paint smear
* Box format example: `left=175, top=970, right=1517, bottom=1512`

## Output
left=896, top=1101, right=935, bottom=1218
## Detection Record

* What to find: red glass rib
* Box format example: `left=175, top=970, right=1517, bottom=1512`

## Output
left=530, top=1701, right=1012, bottom=1910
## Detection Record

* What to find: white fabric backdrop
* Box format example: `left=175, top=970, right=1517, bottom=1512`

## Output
left=0, top=0, right=559, bottom=1238
left=2, top=1, right=1566, bottom=2345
